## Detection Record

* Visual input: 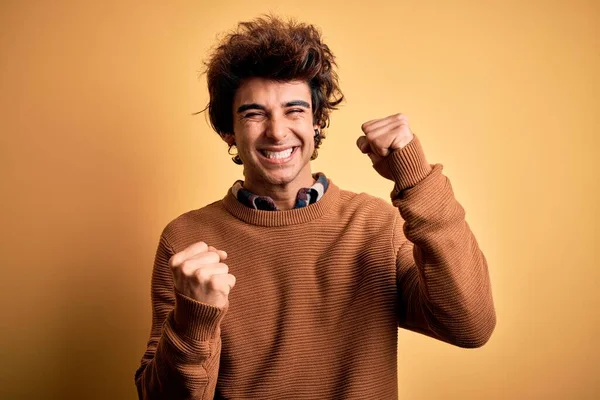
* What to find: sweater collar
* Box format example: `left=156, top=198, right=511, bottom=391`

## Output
left=231, top=173, right=329, bottom=211
left=222, top=178, right=340, bottom=227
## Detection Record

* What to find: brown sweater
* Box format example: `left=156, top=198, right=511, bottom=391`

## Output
left=135, top=135, right=496, bottom=399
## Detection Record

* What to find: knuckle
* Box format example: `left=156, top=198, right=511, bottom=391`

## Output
left=390, top=124, right=402, bottom=133
left=195, top=267, right=211, bottom=282
left=207, top=251, right=221, bottom=262
left=180, top=260, right=193, bottom=273
left=192, top=241, right=208, bottom=254
left=207, top=275, right=225, bottom=291
left=195, top=251, right=218, bottom=265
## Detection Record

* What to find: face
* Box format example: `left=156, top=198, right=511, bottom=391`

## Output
left=229, top=77, right=319, bottom=190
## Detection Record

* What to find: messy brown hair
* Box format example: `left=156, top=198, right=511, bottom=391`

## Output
left=203, top=15, right=344, bottom=154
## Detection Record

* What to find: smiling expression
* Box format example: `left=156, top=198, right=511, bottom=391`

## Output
left=228, top=78, right=319, bottom=192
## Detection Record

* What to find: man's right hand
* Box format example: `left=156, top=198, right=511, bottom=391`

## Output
left=169, top=241, right=236, bottom=308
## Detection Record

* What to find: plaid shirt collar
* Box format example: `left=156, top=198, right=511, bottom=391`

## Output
left=231, top=173, right=329, bottom=211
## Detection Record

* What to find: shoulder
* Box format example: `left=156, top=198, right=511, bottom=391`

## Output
left=338, top=187, right=396, bottom=214
left=333, top=186, right=399, bottom=226
left=161, top=199, right=228, bottom=243
left=329, top=186, right=402, bottom=252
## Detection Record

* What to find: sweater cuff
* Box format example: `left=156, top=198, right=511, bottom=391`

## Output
left=373, top=134, right=433, bottom=194
left=173, top=290, right=228, bottom=341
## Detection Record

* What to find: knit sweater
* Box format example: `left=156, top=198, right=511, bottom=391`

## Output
left=135, top=134, right=496, bottom=400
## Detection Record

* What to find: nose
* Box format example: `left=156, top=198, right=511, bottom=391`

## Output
left=265, top=114, right=288, bottom=142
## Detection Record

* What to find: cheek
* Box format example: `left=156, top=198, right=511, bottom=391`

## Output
left=236, top=134, right=261, bottom=155
left=292, top=120, right=315, bottom=139
left=233, top=124, right=258, bottom=146
left=238, top=120, right=266, bottom=137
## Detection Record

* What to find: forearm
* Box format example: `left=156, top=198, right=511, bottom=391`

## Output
left=136, top=277, right=227, bottom=399
left=377, top=135, right=496, bottom=347
left=394, top=203, right=496, bottom=348
left=135, top=313, right=221, bottom=399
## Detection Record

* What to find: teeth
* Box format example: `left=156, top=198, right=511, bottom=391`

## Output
left=263, top=148, right=293, bottom=159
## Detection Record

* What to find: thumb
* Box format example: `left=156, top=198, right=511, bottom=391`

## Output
left=367, top=152, right=379, bottom=163
left=356, top=136, right=371, bottom=154
left=367, top=151, right=382, bottom=165
left=208, top=246, right=228, bottom=261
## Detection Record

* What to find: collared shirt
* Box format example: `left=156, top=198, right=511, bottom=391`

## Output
left=231, top=173, right=329, bottom=211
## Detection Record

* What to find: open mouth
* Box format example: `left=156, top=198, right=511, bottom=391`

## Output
left=259, top=147, right=298, bottom=162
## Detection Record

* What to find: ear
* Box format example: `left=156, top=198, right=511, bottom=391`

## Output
left=222, top=133, right=236, bottom=146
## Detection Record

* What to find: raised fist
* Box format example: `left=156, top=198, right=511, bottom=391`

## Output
left=356, top=113, right=414, bottom=166
left=169, top=241, right=236, bottom=308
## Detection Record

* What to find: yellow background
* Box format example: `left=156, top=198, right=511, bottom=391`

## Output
left=1, top=1, right=598, bottom=399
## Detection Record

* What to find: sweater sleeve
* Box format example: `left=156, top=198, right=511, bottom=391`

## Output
left=374, top=134, right=496, bottom=348
left=134, top=232, right=228, bottom=399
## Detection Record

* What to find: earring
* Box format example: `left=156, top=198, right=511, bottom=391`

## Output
left=311, top=129, right=321, bottom=160
left=228, top=144, right=243, bottom=165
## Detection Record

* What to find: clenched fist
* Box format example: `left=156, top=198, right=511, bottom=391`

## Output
left=356, top=113, right=414, bottom=166
left=169, top=241, right=236, bottom=308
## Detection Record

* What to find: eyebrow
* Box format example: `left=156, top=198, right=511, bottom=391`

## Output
left=284, top=100, right=310, bottom=109
left=236, top=100, right=311, bottom=113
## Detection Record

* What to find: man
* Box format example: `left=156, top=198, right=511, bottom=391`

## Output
left=135, top=15, right=496, bottom=400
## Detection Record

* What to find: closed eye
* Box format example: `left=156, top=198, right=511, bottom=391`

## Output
left=243, top=112, right=264, bottom=118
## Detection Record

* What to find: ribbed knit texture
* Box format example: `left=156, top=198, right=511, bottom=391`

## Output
left=135, top=135, right=496, bottom=399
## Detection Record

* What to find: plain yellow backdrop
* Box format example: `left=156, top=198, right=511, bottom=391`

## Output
left=1, top=1, right=598, bottom=399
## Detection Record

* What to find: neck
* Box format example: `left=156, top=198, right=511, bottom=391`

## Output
left=243, top=170, right=315, bottom=211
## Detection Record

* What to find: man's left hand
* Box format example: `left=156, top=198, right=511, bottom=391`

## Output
left=356, top=113, right=414, bottom=166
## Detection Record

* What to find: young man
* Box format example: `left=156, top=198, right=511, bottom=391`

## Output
left=135, top=16, right=496, bottom=400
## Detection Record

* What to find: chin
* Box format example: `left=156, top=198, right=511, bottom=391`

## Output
left=261, top=169, right=298, bottom=186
